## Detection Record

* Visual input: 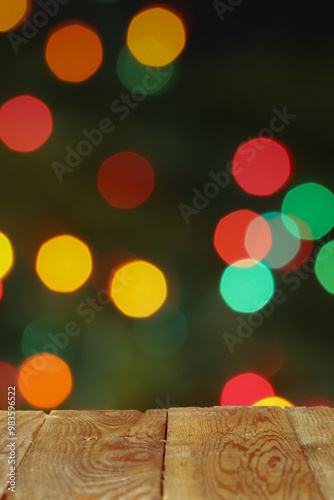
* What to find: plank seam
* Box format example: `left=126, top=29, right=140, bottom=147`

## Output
left=14, top=412, right=48, bottom=474
left=161, top=409, right=168, bottom=499
left=0, top=412, right=47, bottom=500
left=285, top=409, right=326, bottom=500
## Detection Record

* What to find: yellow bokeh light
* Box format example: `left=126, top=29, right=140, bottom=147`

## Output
left=111, top=260, right=167, bottom=318
left=36, top=235, right=92, bottom=293
left=0, top=0, right=28, bottom=32
left=253, top=396, right=294, bottom=408
left=0, top=233, right=14, bottom=279
left=127, top=7, right=186, bottom=67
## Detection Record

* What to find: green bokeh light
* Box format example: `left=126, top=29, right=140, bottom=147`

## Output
left=220, top=261, right=274, bottom=313
left=116, top=46, right=175, bottom=96
left=315, top=241, right=334, bottom=294
left=22, top=316, right=78, bottom=362
left=133, top=303, right=187, bottom=356
left=282, top=183, right=334, bottom=240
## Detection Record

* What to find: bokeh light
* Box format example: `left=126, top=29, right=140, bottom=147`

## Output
left=220, top=373, right=274, bottom=406
left=117, top=46, right=175, bottom=95
left=36, top=235, right=92, bottom=293
left=315, top=241, right=334, bottom=294
left=253, top=396, right=294, bottom=408
left=111, top=260, right=167, bottom=318
left=250, top=212, right=300, bottom=269
left=45, top=23, right=103, bottom=82
left=0, top=95, right=52, bottom=152
left=98, top=152, right=154, bottom=208
left=0, top=232, right=14, bottom=279
left=133, top=303, right=187, bottom=356
left=282, top=183, right=334, bottom=239
left=232, top=138, right=291, bottom=196
left=0, top=0, right=28, bottom=32
left=214, top=210, right=271, bottom=266
left=220, top=260, right=274, bottom=313
left=127, top=7, right=186, bottom=67
left=0, top=362, right=21, bottom=410
left=18, top=353, right=72, bottom=408
left=22, top=316, right=78, bottom=362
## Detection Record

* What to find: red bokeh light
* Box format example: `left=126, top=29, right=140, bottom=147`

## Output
left=232, top=138, right=291, bottom=196
left=0, top=95, right=52, bottom=152
left=0, top=362, right=22, bottom=409
left=220, top=372, right=275, bottom=406
left=214, top=209, right=271, bottom=265
left=98, top=152, right=155, bottom=208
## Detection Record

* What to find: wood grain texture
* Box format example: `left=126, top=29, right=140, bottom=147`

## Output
left=0, top=411, right=45, bottom=497
left=287, top=407, right=334, bottom=500
left=163, top=406, right=323, bottom=500
left=16, top=409, right=167, bottom=500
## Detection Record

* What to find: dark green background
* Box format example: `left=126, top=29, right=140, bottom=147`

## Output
left=0, top=0, right=333, bottom=410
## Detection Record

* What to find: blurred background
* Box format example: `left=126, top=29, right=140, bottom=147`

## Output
left=0, top=0, right=334, bottom=411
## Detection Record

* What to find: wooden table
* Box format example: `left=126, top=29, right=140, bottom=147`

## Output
left=1, top=406, right=334, bottom=499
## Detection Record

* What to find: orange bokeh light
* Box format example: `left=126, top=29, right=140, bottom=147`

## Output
left=18, top=353, right=72, bottom=408
left=45, top=23, right=103, bottom=82
left=0, top=95, right=52, bottom=152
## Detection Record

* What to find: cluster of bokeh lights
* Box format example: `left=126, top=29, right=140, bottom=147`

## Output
left=216, top=137, right=334, bottom=314
left=220, top=373, right=293, bottom=408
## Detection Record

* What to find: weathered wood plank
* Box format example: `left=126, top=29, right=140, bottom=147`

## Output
left=163, top=406, right=323, bottom=499
left=287, top=407, right=334, bottom=500
left=16, top=409, right=167, bottom=500
left=0, top=411, right=45, bottom=497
